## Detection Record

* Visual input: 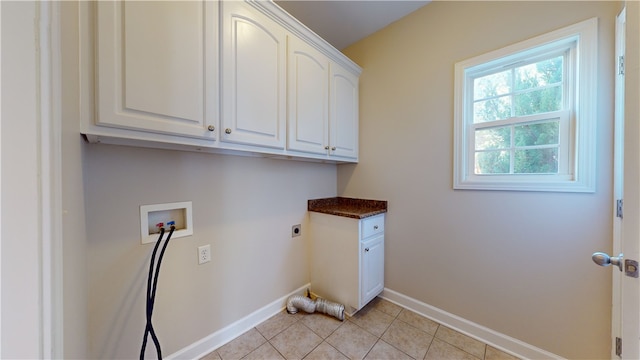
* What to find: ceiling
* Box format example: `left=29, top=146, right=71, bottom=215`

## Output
left=274, top=0, right=431, bottom=50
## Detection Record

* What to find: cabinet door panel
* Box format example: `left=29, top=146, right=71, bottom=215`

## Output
left=287, top=36, right=329, bottom=154
left=361, top=235, right=384, bottom=305
left=97, top=1, right=216, bottom=139
left=221, top=3, right=286, bottom=149
left=330, top=65, right=359, bottom=159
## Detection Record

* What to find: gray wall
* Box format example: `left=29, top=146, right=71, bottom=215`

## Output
left=84, top=145, right=336, bottom=358
left=339, top=1, right=619, bottom=358
left=61, top=2, right=88, bottom=357
left=56, top=2, right=338, bottom=357
left=1, top=2, right=42, bottom=357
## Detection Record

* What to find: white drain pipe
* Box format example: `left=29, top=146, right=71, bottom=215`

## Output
left=286, top=295, right=345, bottom=321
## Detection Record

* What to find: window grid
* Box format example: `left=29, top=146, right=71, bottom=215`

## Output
left=468, top=48, right=570, bottom=176
left=472, top=58, right=566, bottom=123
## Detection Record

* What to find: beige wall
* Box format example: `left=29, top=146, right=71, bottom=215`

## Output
left=66, top=1, right=625, bottom=358
left=84, top=145, right=336, bottom=358
left=340, top=1, right=619, bottom=358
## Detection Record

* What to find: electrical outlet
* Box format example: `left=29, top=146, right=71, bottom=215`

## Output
left=198, top=244, right=211, bottom=265
left=292, top=224, right=301, bottom=237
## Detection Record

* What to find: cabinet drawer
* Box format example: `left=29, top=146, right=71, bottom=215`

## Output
left=361, top=215, right=384, bottom=239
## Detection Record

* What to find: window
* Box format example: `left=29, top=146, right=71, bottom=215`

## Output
left=453, top=18, right=598, bottom=192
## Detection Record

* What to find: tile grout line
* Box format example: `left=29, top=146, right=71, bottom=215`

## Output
left=294, top=315, right=349, bottom=360
left=212, top=298, right=519, bottom=360
left=359, top=306, right=485, bottom=360
left=352, top=304, right=417, bottom=360
left=358, top=316, right=391, bottom=360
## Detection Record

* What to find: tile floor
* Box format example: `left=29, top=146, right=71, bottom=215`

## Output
left=201, top=297, right=521, bottom=360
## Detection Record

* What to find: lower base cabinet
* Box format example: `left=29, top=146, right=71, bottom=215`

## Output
left=309, top=212, right=385, bottom=316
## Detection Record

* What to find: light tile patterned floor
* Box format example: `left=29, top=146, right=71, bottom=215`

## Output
left=201, top=297, right=521, bottom=360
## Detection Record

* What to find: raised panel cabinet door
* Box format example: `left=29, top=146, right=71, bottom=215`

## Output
left=96, top=1, right=217, bottom=139
left=221, top=2, right=287, bottom=149
left=287, top=35, right=329, bottom=155
left=361, top=235, right=384, bottom=306
left=330, top=64, right=359, bottom=159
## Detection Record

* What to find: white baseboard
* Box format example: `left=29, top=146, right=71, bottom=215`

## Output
left=381, top=288, right=565, bottom=360
left=166, top=284, right=310, bottom=360
left=168, top=285, right=563, bottom=360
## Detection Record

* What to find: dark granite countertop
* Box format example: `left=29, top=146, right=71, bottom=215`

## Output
left=308, top=197, right=387, bottom=219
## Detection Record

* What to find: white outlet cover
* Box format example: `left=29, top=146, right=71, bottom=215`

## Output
left=198, top=244, right=211, bottom=264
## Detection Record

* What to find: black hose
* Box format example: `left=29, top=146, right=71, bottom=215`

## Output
left=140, top=225, right=175, bottom=360
left=140, top=228, right=163, bottom=359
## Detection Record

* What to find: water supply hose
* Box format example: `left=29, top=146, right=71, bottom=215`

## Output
left=140, top=225, right=175, bottom=360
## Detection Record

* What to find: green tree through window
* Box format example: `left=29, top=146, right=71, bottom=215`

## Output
left=473, top=54, right=564, bottom=174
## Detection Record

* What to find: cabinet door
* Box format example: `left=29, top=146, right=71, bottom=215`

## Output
left=361, top=235, right=384, bottom=306
left=287, top=36, right=329, bottom=155
left=221, top=2, right=286, bottom=149
left=330, top=64, right=359, bottom=159
left=96, top=1, right=217, bottom=139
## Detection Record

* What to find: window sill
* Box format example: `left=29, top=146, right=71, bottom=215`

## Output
left=453, top=176, right=595, bottom=193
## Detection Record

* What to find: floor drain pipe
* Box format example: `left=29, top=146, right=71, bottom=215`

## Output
left=286, top=295, right=345, bottom=321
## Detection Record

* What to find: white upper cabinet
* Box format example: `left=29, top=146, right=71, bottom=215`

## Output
left=287, top=35, right=330, bottom=155
left=220, top=1, right=287, bottom=149
left=287, top=35, right=359, bottom=160
left=330, top=65, right=359, bottom=159
left=94, top=1, right=217, bottom=140
left=82, top=0, right=360, bottom=162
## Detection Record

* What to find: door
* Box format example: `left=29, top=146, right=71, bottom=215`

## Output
left=620, top=3, right=640, bottom=358
left=617, top=4, right=640, bottom=358
left=596, top=6, right=640, bottom=359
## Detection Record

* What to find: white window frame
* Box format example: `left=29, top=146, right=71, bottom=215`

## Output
left=453, top=18, right=598, bottom=192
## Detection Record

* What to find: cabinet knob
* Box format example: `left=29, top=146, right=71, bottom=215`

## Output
left=207, top=125, right=215, bottom=132
left=225, top=128, right=232, bottom=134
left=374, top=225, right=379, bottom=230
left=324, top=146, right=330, bottom=150
left=331, top=147, right=336, bottom=151
left=365, top=248, right=370, bottom=252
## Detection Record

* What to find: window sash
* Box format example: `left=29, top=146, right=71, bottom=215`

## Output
left=468, top=110, right=571, bottom=176
left=469, top=49, right=571, bottom=124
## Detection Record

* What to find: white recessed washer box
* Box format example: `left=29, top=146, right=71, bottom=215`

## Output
left=140, top=201, right=193, bottom=244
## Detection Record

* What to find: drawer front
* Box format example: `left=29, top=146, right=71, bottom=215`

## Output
left=361, top=214, right=384, bottom=239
